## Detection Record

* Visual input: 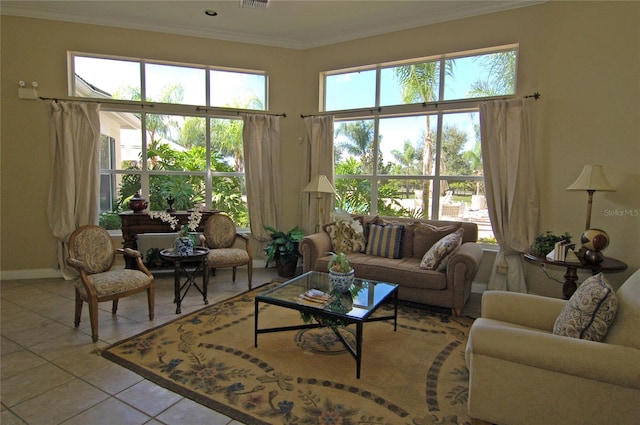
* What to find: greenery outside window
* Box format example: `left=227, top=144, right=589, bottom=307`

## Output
left=324, top=46, right=518, bottom=243
left=70, top=52, right=266, bottom=230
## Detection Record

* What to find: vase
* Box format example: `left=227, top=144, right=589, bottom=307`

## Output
left=328, top=269, right=355, bottom=292
left=174, top=236, right=194, bottom=256
left=128, top=191, right=148, bottom=213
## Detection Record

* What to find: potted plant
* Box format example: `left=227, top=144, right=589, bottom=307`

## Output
left=263, top=225, right=305, bottom=277
left=326, top=210, right=361, bottom=291
left=531, top=231, right=572, bottom=257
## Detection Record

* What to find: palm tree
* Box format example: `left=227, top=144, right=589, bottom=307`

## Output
left=468, top=51, right=517, bottom=97
left=394, top=62, right=441, bottom=217
left=335, top=120, right=376, bottom=171
left=391, top=140, right=422, bottom=197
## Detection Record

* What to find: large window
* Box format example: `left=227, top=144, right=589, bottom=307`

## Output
left=325, top=46, right=518, bottom=243
left=71, top=53, right=267, bottom=229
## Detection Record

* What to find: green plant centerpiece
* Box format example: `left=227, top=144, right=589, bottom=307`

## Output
left=263, top=225, right=305, bottom=278
left=327, top=210, right=362, bottom=292
left=531, top=231, right=572, bottom=256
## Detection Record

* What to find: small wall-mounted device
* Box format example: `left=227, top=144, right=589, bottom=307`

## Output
left=18, top=81, right=38, bottom=100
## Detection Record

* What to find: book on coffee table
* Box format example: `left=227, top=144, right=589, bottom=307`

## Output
left=296, top=289, right=334, bottom=307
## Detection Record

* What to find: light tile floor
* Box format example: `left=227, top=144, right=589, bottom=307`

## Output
left=1, top=266, right=280, bottom=425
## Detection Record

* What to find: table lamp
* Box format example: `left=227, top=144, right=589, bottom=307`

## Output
left=566, top=164, right=615, bottom=230
left=303, top=175, right=336, bottom=232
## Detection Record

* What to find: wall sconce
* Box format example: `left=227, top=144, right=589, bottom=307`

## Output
left=18, top=81, right=39, bottom=100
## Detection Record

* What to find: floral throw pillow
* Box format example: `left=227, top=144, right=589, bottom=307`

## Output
left=326, top=220, right=366, bottom=253
left=553, top=273, right=618, bottom=342
left=419, top=228, right=464, bottom=270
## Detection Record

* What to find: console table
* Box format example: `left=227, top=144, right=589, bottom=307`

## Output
left=119, top=210, right=218, bottom=269
left=524, top=253, right=627, bottom=299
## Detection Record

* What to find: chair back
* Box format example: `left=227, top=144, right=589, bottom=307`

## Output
left=203, top=214, right=237, bottom=249
left=68, top=225, right=115, bottom=273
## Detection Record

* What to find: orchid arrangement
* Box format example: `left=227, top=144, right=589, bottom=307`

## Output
left=149, top=206, right=203, bottom=245
left=327, top=210, right=362, bottom=273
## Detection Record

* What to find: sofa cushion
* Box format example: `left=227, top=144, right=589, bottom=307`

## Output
left=375, top=217, right=416, bottom=258
left=366, top=223, right=404, bottom=259
left=419, top=228, right=464, bottom=270
left=326, top=221, right=366, bottom=253
left=413, top=222, right=461, bottom=259
left=604, top=269, right=640, bottom=349
left=553, top=273, right=618, bottom=342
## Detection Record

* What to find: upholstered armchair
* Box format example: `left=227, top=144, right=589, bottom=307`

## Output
left=465, top=269, right=640, bottom=425
left=201, top=213, right=253, bottom=289
left=67, top=225, right=155, bottom=343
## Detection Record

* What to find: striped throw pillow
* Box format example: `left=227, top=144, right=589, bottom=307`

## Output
left=365, top=224, right=404, bottom=259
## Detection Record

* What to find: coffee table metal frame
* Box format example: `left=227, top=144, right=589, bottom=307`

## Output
left=254, top=271, right=398, bottom=379
left=160, top=247, right=210, bottom=314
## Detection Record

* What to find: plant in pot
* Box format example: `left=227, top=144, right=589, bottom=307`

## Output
left=530, top=231, right=572, bottom=256
left=326, top=210, right=361, bottom=292
left=263, top=225, right=305, bottom=278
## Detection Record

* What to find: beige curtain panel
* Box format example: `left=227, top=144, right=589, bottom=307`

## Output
left=242, top=114, right=282, bottom=241
left=301, top=115, right=335, bottom=235
left=480, top=98, right=539, bottom=292
left=47, top=101, right=101, bottom=279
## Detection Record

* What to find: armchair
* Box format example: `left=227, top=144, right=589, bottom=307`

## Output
left=465, top=269, right=640, bottom=425
left=201, top=214, right=253, bottom=289
left=67, top=225, right=155, bottom=343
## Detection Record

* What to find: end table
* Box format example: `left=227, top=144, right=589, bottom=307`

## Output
left=524, top=253, right=627, bottom=299
left=160, top=247, right=210, bottom=314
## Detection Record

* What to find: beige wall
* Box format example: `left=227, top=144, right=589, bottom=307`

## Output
left=2, top=2, right=638, bottom=295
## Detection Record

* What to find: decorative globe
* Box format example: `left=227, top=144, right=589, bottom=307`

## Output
left=581, top=229, right=610, bottom=252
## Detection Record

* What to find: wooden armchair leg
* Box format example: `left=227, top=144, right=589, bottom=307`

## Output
left=88, top=300, right=99, bottom=343
left=452, top=308, right=462, bottom=316
left=112, top=299, right=119, bottom=314
left=74, top=293, right=83, bottom=328
left=247, top=264, right=252, bottom=290
left=232, top=266, right=237, bottom=282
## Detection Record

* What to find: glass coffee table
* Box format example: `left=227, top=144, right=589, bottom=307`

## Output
left=255, top=271, right=398, bottom=379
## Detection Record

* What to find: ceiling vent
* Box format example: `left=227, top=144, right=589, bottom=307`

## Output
left=240, top=0, right=270, bottom=10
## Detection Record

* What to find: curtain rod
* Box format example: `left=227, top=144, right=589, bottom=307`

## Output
left=195, top=106, right=286, bottom=117
left=300, top=92, right=541, bottom=118
left=39, top=96, right=154, bottom=108
left=39, top=97, right=286, bottom=117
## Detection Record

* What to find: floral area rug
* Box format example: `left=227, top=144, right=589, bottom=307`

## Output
left=102, top=282, right=475, bottom=425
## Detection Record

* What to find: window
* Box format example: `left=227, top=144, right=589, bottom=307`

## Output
left=70, top=53, right=267, bottom=230
left=325, top=46, right=518, bottom=243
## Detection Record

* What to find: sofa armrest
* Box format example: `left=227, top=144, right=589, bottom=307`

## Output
left=468, top=319, right=640, bottom=389
left=299, top=232, right=332, bottom=273
left=447, top=242, right=483, bottom=278
left=481, top=291, right=567, bottom=331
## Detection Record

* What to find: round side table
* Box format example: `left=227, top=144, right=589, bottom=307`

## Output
left=524, top=253, right=627, bottom=299
left=160, top=247, right=210, bottom=314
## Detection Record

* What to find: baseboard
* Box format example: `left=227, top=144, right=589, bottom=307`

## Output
left=1, top=268, right=63, bottom=281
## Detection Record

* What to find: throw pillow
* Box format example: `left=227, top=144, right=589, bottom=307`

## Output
left=413, top=222, right=461, bottom=259
left=365, top=223, right=404, bottom=259
left=375, top=217, right=416, bottom=258
left=553, top=273, right=618, bottom=342
left=326, top=220, right=366, bottom=253
left=419, top=228, right=464, bottom=270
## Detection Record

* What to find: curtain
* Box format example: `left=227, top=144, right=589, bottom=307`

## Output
left=47, top=101, right=101, bottom=279
left=480, top=98, right=539, bottom=292
left=242, top=114, right=282, bottom=241
left=301, top=116, right=335, bottom=234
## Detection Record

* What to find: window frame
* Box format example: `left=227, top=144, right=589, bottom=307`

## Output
left=323, top=45, right=518, bottom=242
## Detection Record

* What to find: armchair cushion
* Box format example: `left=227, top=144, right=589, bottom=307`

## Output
left=76, top=269, right=153, bottom=297
left=553, top=273, right=618, bottom=342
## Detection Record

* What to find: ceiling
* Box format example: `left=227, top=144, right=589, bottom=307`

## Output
left=1, top=0, right=545, bottom=49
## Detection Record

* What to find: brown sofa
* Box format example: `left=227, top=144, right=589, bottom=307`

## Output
left=299, top=215, right=483, bottom=315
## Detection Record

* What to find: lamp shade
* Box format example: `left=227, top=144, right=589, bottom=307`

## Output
left=566, top=165, right=615, bottom=192
left=303, top=175, right=336, bottom=194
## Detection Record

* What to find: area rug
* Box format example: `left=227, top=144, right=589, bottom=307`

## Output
left=103, top=283, right=475, bottom=425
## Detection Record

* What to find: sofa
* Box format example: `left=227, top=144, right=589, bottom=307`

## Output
left=299, top=215, right=483, bottom=315
left=465, top=269, right=640, bottom=425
